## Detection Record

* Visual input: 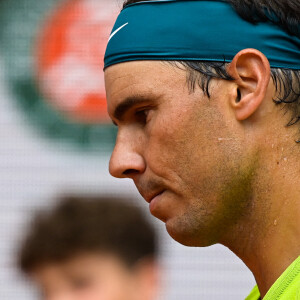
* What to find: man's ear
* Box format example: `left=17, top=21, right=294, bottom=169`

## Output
left=227, top=49, right=271, bottom=121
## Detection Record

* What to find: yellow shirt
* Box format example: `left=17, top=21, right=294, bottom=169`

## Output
left=246, top=256, right=300, bottom=300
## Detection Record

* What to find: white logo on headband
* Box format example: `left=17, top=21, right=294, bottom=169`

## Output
left=108, top=23, right=129, bottom=42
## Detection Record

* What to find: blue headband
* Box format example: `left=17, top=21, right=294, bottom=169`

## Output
left=104, top=0, right=300, bottom=70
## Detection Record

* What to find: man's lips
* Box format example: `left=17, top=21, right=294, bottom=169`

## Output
left=143, top=190, right=165, bottom=203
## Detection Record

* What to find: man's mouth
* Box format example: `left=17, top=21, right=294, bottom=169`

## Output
left=149, top=190, right=166, bottom=218
left=144, top=190, right=165, bottom=204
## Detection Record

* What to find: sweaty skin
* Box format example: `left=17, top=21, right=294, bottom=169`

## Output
left=105, top=58, right=300, bottom=298
left=106, top=61, right=255, bottom=246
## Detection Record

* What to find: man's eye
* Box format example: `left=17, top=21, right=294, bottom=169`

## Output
left=135, top=109, right=150, bottom=124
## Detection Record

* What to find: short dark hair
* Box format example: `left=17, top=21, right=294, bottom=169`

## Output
left=123, top=0, right=300, bottom=135
left=18, top=195, right=157, bottom=273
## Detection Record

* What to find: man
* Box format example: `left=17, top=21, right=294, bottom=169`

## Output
left=104, top=0, right=300, bottom=299
left=18, top=196, right=159, bottom=300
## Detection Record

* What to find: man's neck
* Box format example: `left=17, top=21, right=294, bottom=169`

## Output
left=221, top=153, right=300, bottom=298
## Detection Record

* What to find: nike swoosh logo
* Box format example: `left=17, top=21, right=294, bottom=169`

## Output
left=108, top=23, right=129, bottom=42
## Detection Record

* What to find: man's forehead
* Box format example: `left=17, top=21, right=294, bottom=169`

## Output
left=105, top=60, right=169, bottom=85
left=105, top=60, right=186, bottom=102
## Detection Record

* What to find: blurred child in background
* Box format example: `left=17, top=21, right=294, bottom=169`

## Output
left=17, top=195, right=160, bottom=300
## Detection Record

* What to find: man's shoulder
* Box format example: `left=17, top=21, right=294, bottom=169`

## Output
left=246, top=256, right=300, bottom=300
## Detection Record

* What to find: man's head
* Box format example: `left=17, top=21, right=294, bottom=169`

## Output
left=18, top=196, right=159, bottom=300
left=105, top=0, right=300, bottom=247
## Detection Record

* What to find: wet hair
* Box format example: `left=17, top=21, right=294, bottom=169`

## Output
left=18, top=195, right=157, bottom=273
left=123, top=0, right=300, bottom=133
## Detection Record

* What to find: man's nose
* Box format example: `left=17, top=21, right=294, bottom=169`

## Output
left=109, top=131, right=146, bottom=179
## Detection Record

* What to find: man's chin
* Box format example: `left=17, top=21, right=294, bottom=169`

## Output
left=165, top=218, right=213, bottom=247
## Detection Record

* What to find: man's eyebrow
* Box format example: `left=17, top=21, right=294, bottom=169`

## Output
left=113, top=96, right=156, bottom=121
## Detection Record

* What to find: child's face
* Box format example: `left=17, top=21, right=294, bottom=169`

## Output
left=31, top=252, right=158, bottom=300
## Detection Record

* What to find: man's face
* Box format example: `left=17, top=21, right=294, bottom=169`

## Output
left=105, top=61, right=256, bottom=246
left=32, top=253, right=157, bottom=300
